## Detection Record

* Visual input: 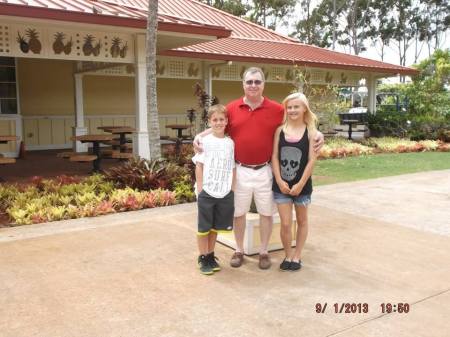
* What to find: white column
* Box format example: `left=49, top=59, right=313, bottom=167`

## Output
left=203, top=61, right=212, bottom=96
left=73, top=72, right=88, bottom=152
left=366, top=75, right=377, bottom=114
left=200, top=61, right=212, bottom=133
left=133, top=33, right=150, bottom=159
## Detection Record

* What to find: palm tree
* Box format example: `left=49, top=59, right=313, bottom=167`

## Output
left=146, top=0, right=161, bottom=159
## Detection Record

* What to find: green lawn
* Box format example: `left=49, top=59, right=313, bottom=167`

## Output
left=313, top=152, right=450, bottom=186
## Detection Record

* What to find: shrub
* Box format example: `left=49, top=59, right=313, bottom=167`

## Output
left=103, top=157, right=193, bottom=192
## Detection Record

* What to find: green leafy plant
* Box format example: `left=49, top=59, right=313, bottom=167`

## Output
left=1, top=175, right=177, bottom=226
left=103, top=157, right=193, bottom=192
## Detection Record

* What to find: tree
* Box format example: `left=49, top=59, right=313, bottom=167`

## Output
left=291, top=0, right=333, bottom=47
left=368, top=0, right=396, bottom=61
left=417, top=0, right=450, bottom=56
left=199, top=0, right=250, bottom=17
left=293, top=0, right=375, bottom=55
left=249, top=0, right=297, bottom=30
left=391, top=0, right=416, bottom=68
left=147, top=0, right=162, bottom=159
left=336, top=0, right=375, bottom=55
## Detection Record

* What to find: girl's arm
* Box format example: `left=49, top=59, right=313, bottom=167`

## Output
left=289, top=130, right=318, bottom=196
left=195, top=163, right=204, bottom=193
left=271, top=127, right=290, bottom=194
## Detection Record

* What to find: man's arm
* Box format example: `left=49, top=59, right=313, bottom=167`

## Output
left=312, top=130, right=324, bottom=154
left=193, top=128, right=213, bottom=153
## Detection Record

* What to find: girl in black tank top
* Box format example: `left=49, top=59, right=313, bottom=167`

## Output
left=271, top=92, right=318, bottom=272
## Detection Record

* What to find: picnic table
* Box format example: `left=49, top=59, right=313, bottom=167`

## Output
left=165, top=124, right=192, bottom=154
left=70, top=134, right=113, bottom=172
left=0, top=135, right=18, bottom=180
left=341, top=119, right=359, bottom=140
left=98, top=126, right=135, bottom=159
left=0, top=135, right=18, bottom=144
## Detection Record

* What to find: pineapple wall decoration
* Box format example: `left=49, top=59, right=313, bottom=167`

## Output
left=211, top=67, right=221, bottom=78
left=156, top=60, right=165, bottom=75
left=16, top=28, right=42, bottom=54
left=325, top=72, right=333, bottom=83
left=82, top=34, right=104, bottom=57
left=261, top=67, right=269, bottom=81
left=240, top=66, right=246, bottom=79
left=187, top=63, right=199, bottom=77
left=92, top=40, right=102, bottom=57
left=110, top=37, right=128, bottom=58
left=82, top=34, right=95, bottom=56
left=299, top=70, right=311, bottom=83
left=340, top=72, right=347, bottom=84
left=285, top=69, right=294, bottom=81
left=53, top=32, right=73, bottom=55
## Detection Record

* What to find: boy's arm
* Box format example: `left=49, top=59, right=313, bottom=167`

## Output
left=231, top=168, right=236, bottom=192
left=289, top=131, right=318, bottom=196
left=195, top=163, right=204, bottom=193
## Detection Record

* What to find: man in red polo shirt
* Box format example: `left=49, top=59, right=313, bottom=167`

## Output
left=194, top=67, right=323, bottom=269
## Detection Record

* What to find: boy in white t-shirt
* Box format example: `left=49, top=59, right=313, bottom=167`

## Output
left=192, top=105, right=236, bottom=275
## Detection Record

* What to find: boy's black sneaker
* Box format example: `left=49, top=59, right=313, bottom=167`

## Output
left=207, top=252, right=221, bottom=272
left=198, top=255, right=214, bottom=275
left=279, top=259, right=291, bottom=271
left=290, top=260, right=302, bottom=271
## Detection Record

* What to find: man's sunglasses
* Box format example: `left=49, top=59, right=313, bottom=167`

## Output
left=244, top=80, right=263, bottom=86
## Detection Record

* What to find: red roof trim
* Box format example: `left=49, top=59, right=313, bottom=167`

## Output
left=0, top=3, right=231, bottom=37
left=160, top=49, right=418, bottom=75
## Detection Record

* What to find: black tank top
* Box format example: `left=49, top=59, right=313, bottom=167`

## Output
left=272, top=128, right=313, bottom=195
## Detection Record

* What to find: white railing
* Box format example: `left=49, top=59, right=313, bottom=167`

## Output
left=17, top=113, right=201, bottom=150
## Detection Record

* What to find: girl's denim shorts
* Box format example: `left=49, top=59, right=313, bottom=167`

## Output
left=273, top=191, right=311, bottom=206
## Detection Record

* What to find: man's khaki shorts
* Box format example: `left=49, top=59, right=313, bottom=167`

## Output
left=234, top=164, right=275, bottom=217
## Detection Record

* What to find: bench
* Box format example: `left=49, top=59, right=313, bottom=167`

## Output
left=0, top=157, right=16, bottom=164
left=69, top=155, right=98, bottom=162
left=111, top=152, right=133, bottom=159
left=57, top=151, right=88, bottom=158
left=323, top=131, right=338, bottom=138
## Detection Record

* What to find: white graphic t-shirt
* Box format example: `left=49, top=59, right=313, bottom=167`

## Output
left=192, top=134, right=235, bottom=198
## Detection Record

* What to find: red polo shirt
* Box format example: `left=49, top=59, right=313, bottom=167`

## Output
left=226, top=97, right=284, bottom=165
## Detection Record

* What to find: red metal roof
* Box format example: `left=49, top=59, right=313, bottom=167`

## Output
left=162, top=37, right=418, bottom=75
left=0, top=0, right=231, bottom=37
left=0, top=0, right=417, bottom=75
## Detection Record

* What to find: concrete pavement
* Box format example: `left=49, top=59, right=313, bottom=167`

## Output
left=1, top=170, right=449, bottom=337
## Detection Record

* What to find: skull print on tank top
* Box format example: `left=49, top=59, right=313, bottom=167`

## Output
left=272, top=129, right=313, bottom=196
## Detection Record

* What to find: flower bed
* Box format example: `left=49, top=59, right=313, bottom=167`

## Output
left=320, top=137, right=449, bottom=159
left=0, top=175, right=176, bottom=226
left=363, top=137, right=450, bottom=153
left=319, top=138, right=373, bottom=159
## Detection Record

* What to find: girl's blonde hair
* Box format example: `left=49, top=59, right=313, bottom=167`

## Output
left=281, top=92, right=317, bottom=133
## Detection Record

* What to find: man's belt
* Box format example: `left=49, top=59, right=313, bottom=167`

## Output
left=236, top=160, right=269, bottom=170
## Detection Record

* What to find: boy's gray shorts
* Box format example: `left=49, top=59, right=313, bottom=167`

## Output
left=197, top=190, right=234, bottom=235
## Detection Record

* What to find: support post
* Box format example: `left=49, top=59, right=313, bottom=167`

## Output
left=367, top=75, right=377, bottom=114
left=73, top=72, right=88, bottom=152
left=133, top=33, right=150, bottom=159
